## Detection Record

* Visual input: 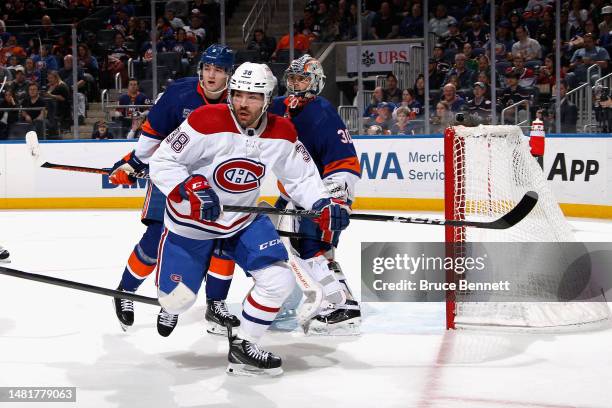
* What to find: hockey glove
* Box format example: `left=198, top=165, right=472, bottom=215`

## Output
left=169, top=175, right=221, bottom=222
left=323, top=179, right=350, bottom=202
left=109, top=151, right=147, bottom=185
left=312, top=198, right=351, bottom=232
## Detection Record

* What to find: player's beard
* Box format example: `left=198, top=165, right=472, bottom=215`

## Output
left=237, top=106, right=262, bottom=129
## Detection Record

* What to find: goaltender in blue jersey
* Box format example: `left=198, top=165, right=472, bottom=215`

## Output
left=269, top=55, right=361, bottom=335
left=107, top=44, right=239, bottom=337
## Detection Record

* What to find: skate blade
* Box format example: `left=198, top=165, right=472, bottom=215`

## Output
left=112, top=299, right=132, bottom=333
left=304, top=318, right=361, bottom=336
left=0, top=259, right=11, bottom=264
left=226, top=363, right=283, bottom=377
left=206, top=321, right=229, bottom=336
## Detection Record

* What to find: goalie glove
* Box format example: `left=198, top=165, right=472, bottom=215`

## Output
left=169, top=175, right=221, bottom=222
left=312, top=198, right=351, bottom=235
left=109, top=151, right=147, bottom=185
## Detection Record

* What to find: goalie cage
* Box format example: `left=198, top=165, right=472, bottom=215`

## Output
left=444, top=125, right=611, bottom=331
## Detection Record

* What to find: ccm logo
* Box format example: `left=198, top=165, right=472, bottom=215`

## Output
left=259, top=239, right=282, bottom=250
left=214, top=158, right=266, bottom=193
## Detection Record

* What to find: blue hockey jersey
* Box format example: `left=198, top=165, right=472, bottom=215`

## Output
left=269, top=96, right=361, bottom=181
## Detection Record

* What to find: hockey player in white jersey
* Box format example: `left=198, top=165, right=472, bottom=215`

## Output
left=149, top=62, right=351, bottom=376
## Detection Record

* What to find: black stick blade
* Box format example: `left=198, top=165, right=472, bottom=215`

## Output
left=487, top=191, right=539, bottom=230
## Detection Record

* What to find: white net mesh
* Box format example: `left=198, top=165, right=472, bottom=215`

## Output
left=448, top=125, right=610, bottom=330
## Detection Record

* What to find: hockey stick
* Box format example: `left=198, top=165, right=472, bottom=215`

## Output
left=40, top=162, right=150, bottom=179
left=224, top=191, right=539, bottom=230
left=0, top=266, right=160, bottom=306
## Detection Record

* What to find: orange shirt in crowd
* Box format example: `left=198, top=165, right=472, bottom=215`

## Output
left=275, top=33, right=311, bottom=53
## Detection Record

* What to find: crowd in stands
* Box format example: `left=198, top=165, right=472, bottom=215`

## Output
left=0, top=0, right=228, bottom=139
left=1, top=0, right=611, bottom=138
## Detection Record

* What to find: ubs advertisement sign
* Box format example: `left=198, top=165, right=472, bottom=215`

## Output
left=346, top=44, right=412, bottom=73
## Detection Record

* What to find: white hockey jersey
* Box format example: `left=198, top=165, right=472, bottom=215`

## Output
left=149, top=104, right=329, bottom=240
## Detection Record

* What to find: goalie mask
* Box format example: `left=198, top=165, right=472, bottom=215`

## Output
left=283, top=54, right=326, bottom=97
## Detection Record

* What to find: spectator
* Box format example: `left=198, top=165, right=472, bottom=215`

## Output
left=126, top=17, right=149, bottom=52
left=364, top=86, right=385, bottom=117
left=431, top=101, right=453, bottom=133
left=370, top=1, right=400, bottom=40
left=172, top=28, right=196, bottom=74
left=499, top=68, right=531, bottom=121
left=512, top=26, right=542, bottom=61
left=298, top=8, right=321, bottom=42
left=414, top=74, right=426, bottom=106
left=445, top=53, right=475, bottom=90
left=366, top=102, right=395, bottom=133
left=317, top=1, right=340, bottom=42
left=77, top=44, right=99, bottom=101
left=185, top=12, right=206, bottom=44
left=485, top=20, right=514, bottom=62
left=511, top=53, right=537, bottom=88
left=465, top=15, right=488, bottom=48
left=432, top=43, right=450, bottom=65
left=440, top=83, right=467, bottom=112
left=0, top=35, right=26, bottom=66
left=59, top=55, right=87, bottom=124
left=535, top=11, right=555, bottom=54
left=550, top=80, right=578, bottom=133
left=92, top=121, right=114, bottom=139
left=396, top=88, right=422, bottom=118
left=115, top=78, right=150, bottom=131
left=272, top=24, right=311, bottom=60
left=399, top=3, right=423, bottom=38
left=569, top=33, right=610, bottom=86
left=37, top=15, right=61, bottom=42
left=247, top=29, right=276, bottom=62
left=33, top=44, right=59, bottom=74
left=440, top=22, right=466, bottom=52
left=598, top=5, right=612, bottom=34
left=0, top=89, right=18, bottom=139
left=525, top=0, right=553, bottom=12
left=536, top=53, right=561, bottom=94
left=339, top=1, right=358, bottom=40
left=23, top=58, right=41, bottom=85
left=20, top=82, right=47, bottom=138
left=390, top=106, right=417, bottom=135
left=429, top=5, right=457, bottom=37
left=476, top=54, right=502, bottom=87
left=108, top=6, right=130, bottom=33
left=10, top=67, right=29, bottom=105
left=384, top=73, right=402, bottom=103
left=462, top=43, right=479, bottom=72
left=107, top=32, right=133, bottom=86
left=428, top=58, right=447, bottom=90
left=44, top=70, right=71, bottom=131
left=466, top=81, right=492, bottom=123
left=567, top=0, right=588, bottom=35
left=165, top=9, right=185, bottom=30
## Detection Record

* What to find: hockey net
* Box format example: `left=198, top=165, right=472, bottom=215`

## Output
left=444, top=125, right=610, bottom=330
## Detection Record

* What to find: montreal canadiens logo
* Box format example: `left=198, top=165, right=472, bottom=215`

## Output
left=214, top=158, right=266, bottom=193
left=170, top=274, right=182, bottom=283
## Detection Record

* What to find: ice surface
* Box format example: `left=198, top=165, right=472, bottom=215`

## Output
left=0, top=209, right=611, bottom=408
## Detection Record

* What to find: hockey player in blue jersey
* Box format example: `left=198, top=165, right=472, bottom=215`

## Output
left=108, top=44, right=239, bottom=337
left=271, top=55, right=362, bottom=335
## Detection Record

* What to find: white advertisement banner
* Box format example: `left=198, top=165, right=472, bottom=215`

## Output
left=346, top=44, right=411, bottom=73
left=1, top=135, right=611, bottom=216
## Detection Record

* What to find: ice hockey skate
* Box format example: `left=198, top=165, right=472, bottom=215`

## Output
left=205, top=299, right=240, bottom=336
left=157, top=308, right=178, bottom=337
left=0, top=246, right=10, bottom=263
left=226, top=327, right=283, bottom=377
left=304, top=300, right=361, bottom=336
left=113, top=286, right=134, bottom=331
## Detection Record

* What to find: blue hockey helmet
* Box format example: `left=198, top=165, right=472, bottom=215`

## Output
left=198, top=44, right=235, bottom=73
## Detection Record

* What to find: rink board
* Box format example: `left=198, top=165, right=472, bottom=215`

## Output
left=1, top=134, right=611, bottom=218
